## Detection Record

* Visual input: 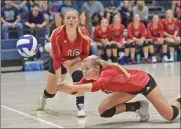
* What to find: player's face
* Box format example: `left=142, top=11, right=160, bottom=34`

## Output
left=82, top=62, right=99, bottom=80
left=55, top=14, right=62, bottom=24
left=152, top=15, right=159, bottom=23
left=5, top=0, right=12, bottom=6
left=166, top=10, right=173, bottom=19
left=133, top=15, right=140, bottom=23
left=32, top=6, right=39, bottom=17
left=80, top=12, right=86, bottom=23
left=101, top=19, right=108, bottom=28
left=113, top=14, right=121, bottom=24
left=64, top=11, right=79, bottom=28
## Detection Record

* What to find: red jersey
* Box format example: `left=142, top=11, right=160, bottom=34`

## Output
left=109, top=24, right=125, bottom=43
left=51, top=26, right=90, bottom=71
left=78, top=65, right=150, bottom=93
left=94, top=25, right=112, bottom=43
left=147, top=22, right=164, bottom=40
left=161, top=18, right=179, bottom=35
left=127, top=22, right=146, bottom=39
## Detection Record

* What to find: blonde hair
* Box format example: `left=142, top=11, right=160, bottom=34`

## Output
left=83, top=56, right=131, bottom=78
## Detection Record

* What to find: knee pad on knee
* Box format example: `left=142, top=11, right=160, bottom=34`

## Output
left=130, top=42, right=136, bottom=48
left=43, top=89, right=55, bottom=98
left=118, top=48, right=124, bottom=52
left=100, top=106, right=116, bottom=118
left=143, top=41, right=150, bottom=47
left=97, top=45, right=103, bottom=49
left=163, top=40, right=167, bottom=45
left=168, top=43, right=175, bottom=48
left=72, top=70, right=83, bottom=82
left=170, top=106, right=179, bottom=121
left=147, top=40, right=153, bottom=46
left=111, top=44, right=118, bottom=49
left=105, top=44, right=111, bottom=49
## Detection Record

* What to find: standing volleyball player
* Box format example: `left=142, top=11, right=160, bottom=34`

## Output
left=58, top=55, right=181, bottom=122
left=37, top=8, right=90, bottom=118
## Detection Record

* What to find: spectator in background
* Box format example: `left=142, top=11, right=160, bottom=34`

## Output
left=120, top=0, right=133, bottom=28
left=48, top=0, right=63, bottom=20
left=60, top=0, right=77, bottom=15
left=1, top=0, right=23, bottom=39
left=133, top=0, right=149, bottom=27
left=11, top=0, right=29, bottom=21
left=79, top=11, right=97, bottom=56
left=126, top=14, right=148, bottom=64
left=172, top=0, right=180, bottom=19
left=109, top=13, right=125, bottom=62
left=91, top=12, right=102, bottom=28
left=161, top=10, right=180, bottom=62
left=44, top=12, right=63, bottom=53
left=24, top=4, right=47, bottom=37
left=147, top=15, right=165, bottom=63
left=38, top=1, right=50, bottom=24
left=94, top=18, right=112, bottom=62
left=81, top=0, right=104, bottom=19
left=104, top=0, right=120, bottom=24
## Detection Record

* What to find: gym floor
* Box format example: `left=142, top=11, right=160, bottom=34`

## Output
left=1, top=62, right=180, bottom=128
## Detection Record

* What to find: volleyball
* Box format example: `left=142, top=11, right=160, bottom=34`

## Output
left=16, top=35, right=38, bottom=57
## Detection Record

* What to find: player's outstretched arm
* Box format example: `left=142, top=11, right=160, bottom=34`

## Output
left=57, top=82, right=93, bottom=93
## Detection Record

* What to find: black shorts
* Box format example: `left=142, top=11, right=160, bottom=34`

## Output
left=128, top=74, right=157, bottom=96
left=48, top=57, right=67, bottom=74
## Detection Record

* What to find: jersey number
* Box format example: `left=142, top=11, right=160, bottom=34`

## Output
left=68, top=49, right=80, bottom=56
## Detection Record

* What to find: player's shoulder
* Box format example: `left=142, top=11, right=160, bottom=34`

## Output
left=52, top=25, right=65, bottom=36
left=173, top=18, right=178, bottom=22
left=79, top=27, right=89, bottom=35
left=161, top=18, right=166, bottom=23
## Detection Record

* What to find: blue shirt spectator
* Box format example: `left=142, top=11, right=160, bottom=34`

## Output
left=81, top=0, right=105, bottom=19
left=1, top=0, right=23, bottom=39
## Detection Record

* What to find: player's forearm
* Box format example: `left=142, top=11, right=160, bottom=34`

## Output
left=164, top=32, right=172, bottom=37
left=55, top=68, right=62, bottom=81
left=70, top=83, right=92, bottom=92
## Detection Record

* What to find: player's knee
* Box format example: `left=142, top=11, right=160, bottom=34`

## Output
left=72, top=70, right=83, bottom=82
left=111, top=44, right=118, bottom=49
left=44, top=89, right=55, bottom=98
left=168, top=106, right=179, bottom=121
left=97, top=45, right=103, bottom=50
left=99, top=107, right=116, bottom=118
left=105, top=44, right=111, bottom=49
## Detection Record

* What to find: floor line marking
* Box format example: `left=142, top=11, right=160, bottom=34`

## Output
left=1, top=105, right=64, bottom=128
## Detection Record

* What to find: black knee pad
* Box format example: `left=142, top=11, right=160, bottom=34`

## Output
left=44, top=89, right=55, bottom=98
left=118, top=48, right=124, bottom=52
left=170, top=106, right=179, bottom=121
left=143, top=41, right=150, bottom=47
left=105, top=44, right=111, bottom=49
left=168, top=43, right=175, bottom=48
left=111, top=44, right=118, bottom=49
left=72, top=70, right=83, bottom=82
left=97, top=45, right=103, bottom=49
left=124, top=43, right=130, bottom=48
left=130, top=42, right=136, bottom=48
left=100, top=106, right=116, bottom=118
left=148, top=40, right=153, bottom=45
left=163, top=40, right=167, bottom=45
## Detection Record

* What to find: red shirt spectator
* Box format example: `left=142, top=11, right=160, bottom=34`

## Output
left=147, top=22, right=164, bottom=41
left=127, top=22, right=146, bottom=39
left=161, top=18, right=179, bottom=35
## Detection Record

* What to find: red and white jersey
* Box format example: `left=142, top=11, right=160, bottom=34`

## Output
left=51, top=25, right=90, bottom=71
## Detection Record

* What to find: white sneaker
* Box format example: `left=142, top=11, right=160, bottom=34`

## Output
left=136, top=100, right=150, bottom=122
left=163, top=55, right=169, bottom=62
left=107, top=59, right=112, bottom=63
left=77, top=104, right=87, bottom=118
left=37, top=95, right=47, bottom=110
left=152, top=56, right=157, bottom=63
left=168, top=56, right=174, bottom=62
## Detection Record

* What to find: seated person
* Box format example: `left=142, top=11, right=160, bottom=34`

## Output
left=1, top=0, right=23, bottom=39
left=94, top=18, right=112, bottom=62
left=109, top=13, right=125, bottom=62
left=147, top=15, right=167, bottom=62
left=161, top=10, right=180, bottom=62
left=126, top=14, right=150, bottom=64
left=105, top=0, right=120, bottom=24
left=24, top=4, right=47, bottom=37
left=79, top=11, right=97, bottom=56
